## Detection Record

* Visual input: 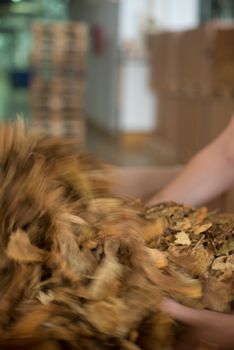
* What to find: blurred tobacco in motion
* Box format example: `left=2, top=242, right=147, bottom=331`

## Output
left=0, top=121, right=233, bottom=350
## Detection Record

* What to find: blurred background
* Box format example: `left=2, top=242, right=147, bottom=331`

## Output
left=1, top=1, right=234, bottom=183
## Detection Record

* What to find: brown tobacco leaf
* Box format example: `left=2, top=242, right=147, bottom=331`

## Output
left=217, top=240, right=234, bottom=255
left=203, top=278, right=232, bottom=312
left=169, top=245, right=213, bottom=278
left=146, top=248, right=168, bottom=269
left=37, top=291, right=55, bottom=306
left=190, top=206, right=208, bottom=225
left=87, top=198, right=124, bottom=214
left=174, top=232, right=191, bottom=246
left=6, top=229, right=46, bottom=263
left=193, top=223, right=212, bottom=235
left=190, top=246, right=213, bottom=277
left=88, top=241, right=123, bottom=300
left=137, top=312, right=174, bottom=350
left=0, top=121, right=233, bottom=350
left=85, top=299, right=129, bottom=336
left=172, top=217, right=192, bottom=231
left=141, top=217, right=168, bottom=242
left=212, top=255, right=234, bottom=272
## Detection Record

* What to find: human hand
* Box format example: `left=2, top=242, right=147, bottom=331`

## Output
left=162, top=298, right=234, bottom=349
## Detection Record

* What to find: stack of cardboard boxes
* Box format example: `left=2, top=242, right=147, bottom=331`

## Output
left=30, top=22, right=88, bottom=143
left=149, top=22, right=234, bottom=211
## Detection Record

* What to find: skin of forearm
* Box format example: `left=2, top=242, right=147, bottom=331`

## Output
left=150, top=151, right=233, bottom=206
left=198, top=310, right=234, bottom=347
left=111, top=165, right=182, bottom=201
left=163, top=300, right=234, bottom=348
left=148, top=123, right=234, bottom=207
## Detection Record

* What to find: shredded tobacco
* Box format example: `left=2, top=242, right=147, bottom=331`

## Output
left=0, top=121, right=233, bottom=350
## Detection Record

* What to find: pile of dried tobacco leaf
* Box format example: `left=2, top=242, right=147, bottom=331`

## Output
left=0, top=121, right=233, bottom=350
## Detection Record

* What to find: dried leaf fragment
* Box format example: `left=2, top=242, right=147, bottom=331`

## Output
left=37, top=291, right=55, bottom=306
left=6, top=229, right=46, bottom=263
left=174, top=232, right=191, bottom=246
left=193, top=223, right=212, bottom=235
left=147, top=248, right=168, bottom=269
left=212, top=256, right=234, bottom=272
left=141, top=217, right=168, bottom=241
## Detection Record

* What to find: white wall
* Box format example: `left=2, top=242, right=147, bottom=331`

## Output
left=118, top=0, right=151, bottom=44
left=153, top=0, right=199, bottom=31
left=70, top=0, right=199, bottom=134
left=70, top=0, right=119, bottom=131
left=118, top=60, right=155, bottom=132
left=118, top=0, right=157, bottom=133
left=119, top=0, right=199, bottom=40
left=117, top=0, right=199, bottom=133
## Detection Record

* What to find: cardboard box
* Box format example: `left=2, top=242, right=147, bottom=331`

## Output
left=177, top=95, right=204, bottom=162
left=156, top=93, right=204, bottom=163
left=151, top=33, right=167, bottom=91
left=150, top=32, right=182, bottom=92
left=156, top=93, right=234, bottom=165
left=163, top=32, right=182, bottom=92
left=150, top=22, right=234, bottom=95
left=156, top=93, right=180, bottom=152
left=203, top=95, right=234, bottom=143
left=177, top=22, right=234, bottom=94
left=214, top=28, right=234, bottom=90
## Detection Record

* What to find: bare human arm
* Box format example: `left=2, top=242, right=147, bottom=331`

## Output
left=148, top=117, right=234, bottom=207
left=162, top=299, right=234, bottom=349
left=111, top=165, right=182, bottom=201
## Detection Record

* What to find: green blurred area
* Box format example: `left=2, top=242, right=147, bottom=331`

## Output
left=200, top=0, right=234, bottom=22
left=0, top=0, right=69, bottom=121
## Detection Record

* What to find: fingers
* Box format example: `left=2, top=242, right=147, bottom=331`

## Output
left=161, top=298, right=201, bottom=326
